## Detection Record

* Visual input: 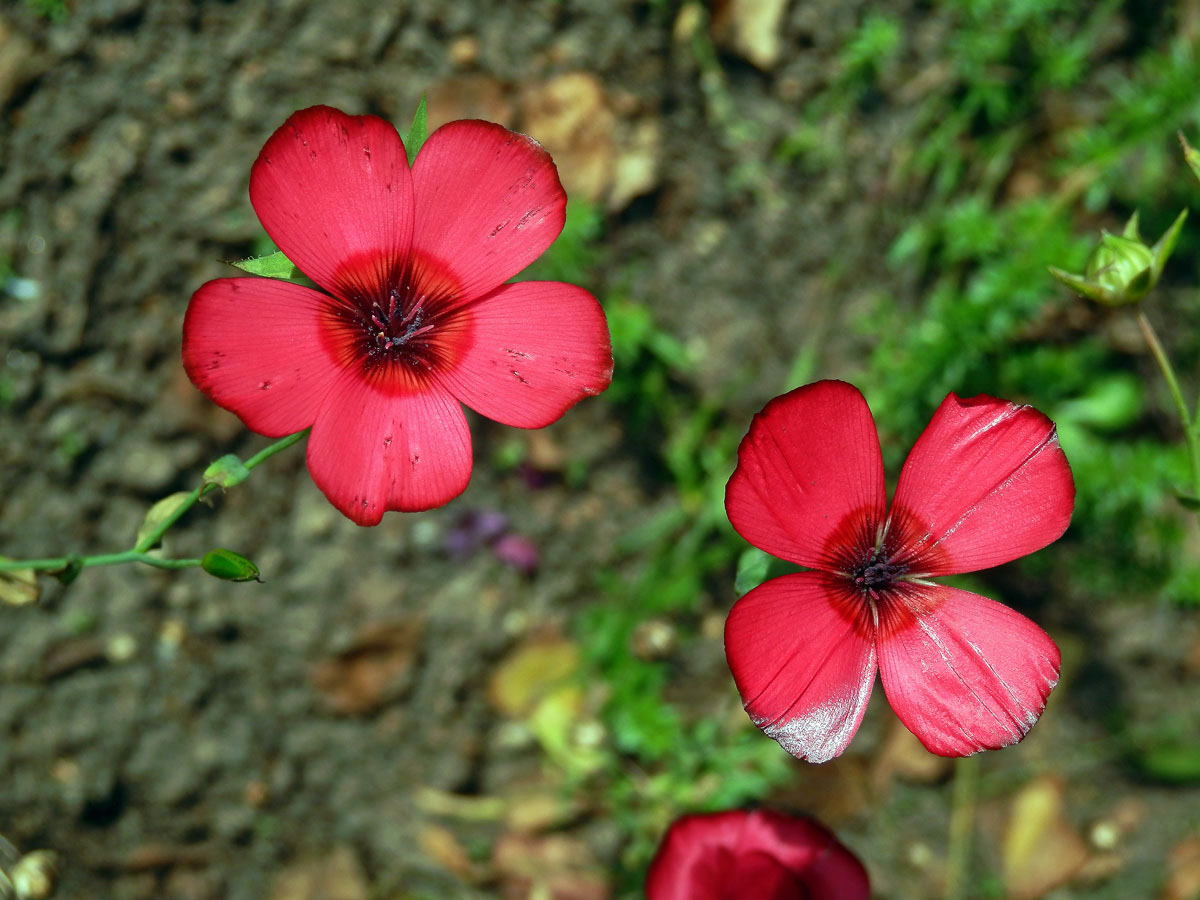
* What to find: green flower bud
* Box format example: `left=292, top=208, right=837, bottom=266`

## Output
left=203, top=454, right=250, bottom=488
left=1050, top=209, right=1186, bottom=306
left=200, top=548, right=261, bottom=582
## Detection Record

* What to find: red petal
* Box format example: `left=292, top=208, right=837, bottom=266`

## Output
left=738, top=811, right=869, bottom=899
left=877, top=583, right=1060, bottom=756
left=436, top=282, right=612, bottom=427
left=646, top=810, right=869, bottom=900
left=725, top=381, right=886, bottom=571
left=250, top=106, right=415, bottom=300
left=724, top=855, right=805, bottom=899
left=182, top=278, right=341, bottom=436
left=645, top=813, right=734, bottom=900
left=305, top=371, right=472, bottom=525
left=410, top=120, right=566, bottom=304
left=725, top=572, right=877, bottom=763
left=890, top=393, right=1074, bottom=574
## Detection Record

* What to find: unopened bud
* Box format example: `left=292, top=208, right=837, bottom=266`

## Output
left=1050, top=209, right=1186, bottom=306
left=203, top=454, right=250, bottom=488
left=200, top=548, right=261, bottom=582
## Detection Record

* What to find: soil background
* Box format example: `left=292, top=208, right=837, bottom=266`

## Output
left=2, top=2, right=1199, bottom=899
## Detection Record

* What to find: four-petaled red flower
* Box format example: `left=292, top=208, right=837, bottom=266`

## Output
left=646, top=809, right=870, bottom=900
left=724, top=380, right=1074, bottom=762
left=183, top=106, right=613, bottom=525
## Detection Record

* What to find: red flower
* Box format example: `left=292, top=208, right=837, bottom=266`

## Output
left=183, top=106, right=612, bottom=525
left=724, top=380, right=1074, bottom=762
left=646, top=809, right=870, bottom=900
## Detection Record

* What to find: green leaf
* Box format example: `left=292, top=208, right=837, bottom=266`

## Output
left=204, top=454, right=250, bottom=488
left=404, top=95, right=428, bottom=166
left=228, top=250, right=306, bottom=284
left=1134, top=739, right=1200, bottom=783
left=1055, top=375, right=1143, bottom=432
left=135, top=491, right=193, bottom=550
left=1180, top=131, right=1200, bottom=186
left=1175, top=494, right=1200, bottom=511
left=734, top=547, right=771, bottom=596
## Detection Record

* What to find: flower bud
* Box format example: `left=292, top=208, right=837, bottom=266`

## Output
left=1049, top=209, right=1186, bottom=306
left=200, top=548, right=261, bottom=582
left=203, top=454, right=250, bottom=488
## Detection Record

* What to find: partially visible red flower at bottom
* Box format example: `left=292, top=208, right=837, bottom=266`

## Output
left=646, top=809, right=869, bottom=900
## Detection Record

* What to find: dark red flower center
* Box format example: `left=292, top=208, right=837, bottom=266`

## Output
left=349, top=281, right=441, bottom=370
left=851, top=544, right=907, bottom=591
left=321, top=252, right=467, bottom=388
left=817, top=504, right=954, bottom=640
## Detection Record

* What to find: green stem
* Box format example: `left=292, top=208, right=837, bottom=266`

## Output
left=1, top=429, right=309, bottom=575
left=1136, top=311, right=1200, bottom=499
left=243, top=428, right=309, bottom=470
left=944, top=754, right=980, bottom=900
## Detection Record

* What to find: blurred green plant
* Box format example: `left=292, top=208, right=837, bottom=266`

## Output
left=522, top=198, right=796, bottom=891
left=838, top=13, right=903, bottom=88
left=843, top=6, right=1200, bottom=610
left=23, top=0, right=67, bottom=22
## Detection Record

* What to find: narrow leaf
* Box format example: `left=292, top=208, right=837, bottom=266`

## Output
left=1047, top=266, right=1110, bottom=303
left=1179, top=131, right=1200, bottom=185
left=734, top=547, right=772, bottom=596
left=228, top=250, right=307, bottom=284
left=1135, top=739, right=1200, bottom=783
left=135, top=491, right=193, bottom=550
left=404, top=95, right=428, bottom=166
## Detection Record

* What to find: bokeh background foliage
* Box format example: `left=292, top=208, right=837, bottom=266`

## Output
left=2, top=0, right=1200, bottom=898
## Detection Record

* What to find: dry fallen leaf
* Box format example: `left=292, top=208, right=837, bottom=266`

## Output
left=1003, top=775, right=1089, bottom=900
left=710, top=0, right=791, bottom=70
left=311, top=622, right=422, bottom=715
left=520, top=73, right=615, bottom=206
left=0, top=561, right=39, bottom=606
left=873, top=720, right=953, bottom=789
left=1164, top=835, right=1200, bottom=900
left=418, top=824, right=478, bottom=881
left=608, top=117, right=661, bottom=212
left=427, top=74, right=515, bottom=132
left=268, top=846, right=368, bottom=900
left=488, top=635, right=580, bottom=719
left=493, top=832, right=609, bottom=900
left=504, top=784, right=583, bottom=835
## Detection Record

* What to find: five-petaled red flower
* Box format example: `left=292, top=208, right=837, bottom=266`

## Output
left=183, top=106, right=612, bottom=525
left=724, top=380, right=1074, bottom=762
left=646, top=809, right=870, bottom=900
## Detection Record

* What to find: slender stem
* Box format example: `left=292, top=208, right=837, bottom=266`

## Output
left=943, top=754, right=980, bottom=900
left=0, top=429, right=309, bottom=574
left=1136, top=311, right=1200, bottom=498
left=0, top=551, right=203, bottom=573
left=132, top=483, right=207, bottom=555
left=243, top=428, right=309, bottom=471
